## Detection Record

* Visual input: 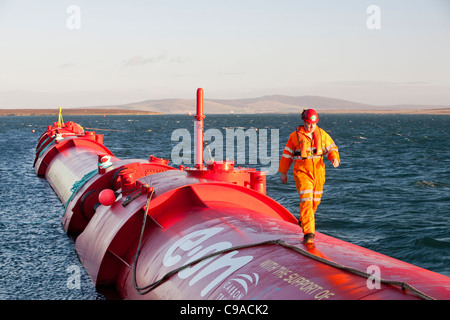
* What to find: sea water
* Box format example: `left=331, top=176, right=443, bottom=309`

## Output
left=0, top=113, right=449, bottom=299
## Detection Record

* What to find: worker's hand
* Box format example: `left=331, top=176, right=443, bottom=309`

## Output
left=332, top=158, right=340, bottom=168
left=280, top=173, right=288, bottom=184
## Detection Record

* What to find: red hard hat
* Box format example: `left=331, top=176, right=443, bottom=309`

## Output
left=302, top=109, right=319, bottom=124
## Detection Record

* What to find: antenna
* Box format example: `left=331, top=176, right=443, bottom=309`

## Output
left=195, top=88, right=205, bottom=169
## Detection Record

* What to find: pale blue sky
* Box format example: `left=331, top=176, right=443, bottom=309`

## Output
left=0, top=0, right=449, bottom=108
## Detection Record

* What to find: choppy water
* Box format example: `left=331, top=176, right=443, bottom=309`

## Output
left=1, top=113, right=449, bottom=299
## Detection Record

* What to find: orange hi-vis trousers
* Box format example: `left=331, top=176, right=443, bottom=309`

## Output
left=278, top=126, right=340, bottom=235
left=294, top=166, right=324, bottom=235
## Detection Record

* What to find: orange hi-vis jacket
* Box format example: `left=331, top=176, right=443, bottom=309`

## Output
left=279, top=125, right=339, bottom=175
left=278, top=125, right=340, bottom=235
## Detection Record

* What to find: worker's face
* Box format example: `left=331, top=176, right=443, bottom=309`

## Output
left=303, top=121, right=316, bottom=133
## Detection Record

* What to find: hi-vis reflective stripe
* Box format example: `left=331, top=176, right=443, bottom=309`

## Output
left=299, top=189, right=313, bottom=202
left=293, top=155, right=322, bottom=160
left=300, top=197, right=322, bottom=202
left=299, top=190, right=323, bottom=202
left=284, top=146, right=293, bottom=154
left=282, top=154, right=293, bottom=159
left=313, top=191, right=323, bottom=201
left=325, top=143, right=338, bottom=153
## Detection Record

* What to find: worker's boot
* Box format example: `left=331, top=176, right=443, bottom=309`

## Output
left=303, top=233, right=315, bottom=244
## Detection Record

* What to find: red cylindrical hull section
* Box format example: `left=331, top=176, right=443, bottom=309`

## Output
left=75, top=176, right=450, bottom=300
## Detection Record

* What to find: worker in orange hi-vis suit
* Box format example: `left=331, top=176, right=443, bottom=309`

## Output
left=278, top=109, right=340, bottom=244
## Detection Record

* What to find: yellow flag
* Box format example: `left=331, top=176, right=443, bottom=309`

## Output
left=58, top=107, right=64, bottom=127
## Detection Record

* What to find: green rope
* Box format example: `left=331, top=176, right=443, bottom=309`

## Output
left=34, top=169, right=98, bottom=225
left=37, top=139, right=55, bottom=159
left=66, top=169, right=98, bottom=204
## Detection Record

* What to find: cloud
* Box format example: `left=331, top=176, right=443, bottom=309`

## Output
left=122, top=52, right=168, bottom=67
left=169, top=56, right=191, bottom=64
left=58, top=63, right=78, bottom=69
left=122, top=52, right=191, bottom=67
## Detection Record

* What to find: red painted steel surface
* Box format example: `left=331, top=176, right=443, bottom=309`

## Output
left=34, top=107, right=450, bottom=301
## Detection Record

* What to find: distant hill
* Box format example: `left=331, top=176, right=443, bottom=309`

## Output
left=2, top=95, right=449, bottom=115
left=91, top=95, right=386, bottom=114
left=88, top=95, right=449, bottom=114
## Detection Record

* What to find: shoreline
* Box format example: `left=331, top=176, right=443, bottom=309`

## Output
left=318, top=108, right=450, bottom=115
left=0, top=108, right=163, bottom=116
left=0, top=108, right=449, bottom=116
